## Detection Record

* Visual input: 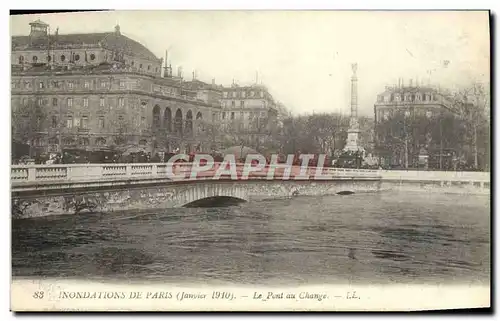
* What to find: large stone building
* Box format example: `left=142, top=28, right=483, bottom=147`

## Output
left=219, top=83, right=279, bottom=150
left=374, top=82, right=455, bottom=122
left=373, top=81, right=459, bottom=168
left=11, top=20, right=222, bottom=158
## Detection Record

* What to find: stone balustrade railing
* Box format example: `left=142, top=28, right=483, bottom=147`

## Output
left=10, top=163, right=381, bottom=184
left=11, top=163, right=490, bottom=185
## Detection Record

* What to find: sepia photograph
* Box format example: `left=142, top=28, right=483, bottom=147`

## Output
left=9, top=9, right=491, bottom=312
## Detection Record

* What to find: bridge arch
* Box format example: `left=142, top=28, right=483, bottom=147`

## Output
left=183, top=196, right=247, bottom=208
left=172, top=183, right=250, bottom=208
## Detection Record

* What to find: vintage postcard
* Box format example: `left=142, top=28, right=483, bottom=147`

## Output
left=10, top=10, right=490, bottom=312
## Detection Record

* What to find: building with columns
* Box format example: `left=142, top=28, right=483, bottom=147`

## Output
left=11, top=19, right=222, bottom=157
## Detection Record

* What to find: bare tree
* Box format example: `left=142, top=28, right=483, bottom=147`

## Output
left=12, top=96, right=46, bottom=158
left=375, top=107, right=469, bottom=169
left=449, top=82, right=490, bottom=170
left=280, top=113, right=348, bottom=156
left=107, top=115, right=136, bottom=151
left=198, top=120, right=222, bottom=151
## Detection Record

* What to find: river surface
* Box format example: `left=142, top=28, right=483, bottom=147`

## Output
left=12, top=192, right=490, bottom=285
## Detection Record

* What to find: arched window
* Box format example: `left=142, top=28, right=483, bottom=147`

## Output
left=152, top=105, right=161, bottom=127
left=18, top=56, right=24, bottom=64
left=185, top=110, right=193, bottom=136
left=174, top=109, right=183, bottom=136
left=164, top=107, right=172, bottom=132
left=60, top=55, right=66, bottom=62
left=95, top=137, right=106, bottom=146
left=32, top=56, right=38, bottom=63
left=195, top=112, right=203, bottom=135
left=74, top=54, right=80, bottom=61
left=63, top=137, right=75, bottom=145
left=90, top=53, right=96, bottom=61
left=114, top=136, right=125, bottom=146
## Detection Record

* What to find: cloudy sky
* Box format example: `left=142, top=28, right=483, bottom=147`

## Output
left=10, top=10, right=490, bottom=116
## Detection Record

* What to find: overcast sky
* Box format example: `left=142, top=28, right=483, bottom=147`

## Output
left=10, top=10, right=490, bottom=116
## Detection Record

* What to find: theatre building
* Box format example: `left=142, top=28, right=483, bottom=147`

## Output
left=11, top=19, right=222, bottom=159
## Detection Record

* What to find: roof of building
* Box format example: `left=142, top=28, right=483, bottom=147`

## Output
left=12, top=30, right=160, bottom=61
left=29, top=19, right=49, bottom=26
left=378, top=86, right=440, bottom=96
left=11, top=62, right=179, bottom=84
left=182, top=79, right=222, bottom=92
left=222, top=83, right=269, bottom=91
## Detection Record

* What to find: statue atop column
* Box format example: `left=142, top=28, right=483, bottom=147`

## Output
left=344, top=63, right=363, bottom=153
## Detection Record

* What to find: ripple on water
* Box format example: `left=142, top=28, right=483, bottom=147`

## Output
left=11, top=192, right=490, bottom=285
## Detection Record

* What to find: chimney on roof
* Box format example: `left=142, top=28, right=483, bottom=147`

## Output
left=114, top=24, right=121, bottom=35
left=163, top=50, right=172, bottom=78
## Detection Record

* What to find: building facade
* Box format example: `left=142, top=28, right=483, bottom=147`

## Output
left=373, top=83, right=459, bottom=169
left=11, top=20, right=222, bottom=158
left=374, top=84, right=454, bottom=123
left=219, top=84, right=279, bottom=151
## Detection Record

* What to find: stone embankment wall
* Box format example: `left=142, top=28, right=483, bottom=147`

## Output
left=380, top=170, right=490, bottom=195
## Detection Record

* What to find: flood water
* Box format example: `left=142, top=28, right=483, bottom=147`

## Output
left=12, top=192, right=490, bottom=285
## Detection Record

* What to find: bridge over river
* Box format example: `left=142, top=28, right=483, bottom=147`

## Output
left=10, top=163, right=489, bottom=219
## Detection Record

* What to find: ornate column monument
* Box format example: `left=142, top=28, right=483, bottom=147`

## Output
left=344, top=63, right=363, bottom=153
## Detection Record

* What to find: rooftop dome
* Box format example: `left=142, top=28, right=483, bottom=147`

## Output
left=12, top=24, right=160, bottom=61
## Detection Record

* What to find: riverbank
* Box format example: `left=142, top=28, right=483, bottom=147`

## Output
left=380, top=170, right=490, bottom=195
